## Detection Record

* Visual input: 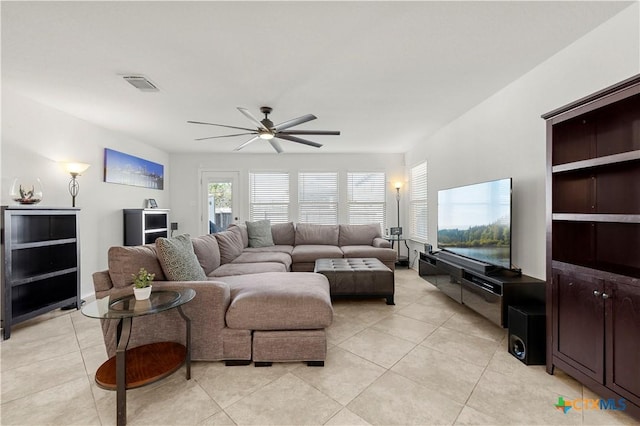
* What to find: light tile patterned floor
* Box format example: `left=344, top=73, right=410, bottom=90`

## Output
left=1, top=269, right=637, bottom=425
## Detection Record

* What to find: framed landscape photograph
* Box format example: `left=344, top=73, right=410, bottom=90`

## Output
left=104, top=148, right=164, bottom=190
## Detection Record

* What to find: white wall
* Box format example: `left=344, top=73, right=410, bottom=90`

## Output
left=404, top=3, right=640, bottom=279
left=169, top=153, right=405, bottom=237
left=1, top=88, right=170, bottom=298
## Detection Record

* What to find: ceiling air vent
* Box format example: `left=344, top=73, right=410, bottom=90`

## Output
left=123, top=76, right=159, bottom=92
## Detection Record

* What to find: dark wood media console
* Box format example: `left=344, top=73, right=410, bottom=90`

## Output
left=419, top=252, right=545, bottom=328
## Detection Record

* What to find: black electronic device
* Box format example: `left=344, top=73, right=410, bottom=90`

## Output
left=424, top=243, right=433, bottom=253
left=508, top=305, right=545, bottom=365
left=390, top=227, right=403, bottom=236
left=437, top=249, right=495, bottom=275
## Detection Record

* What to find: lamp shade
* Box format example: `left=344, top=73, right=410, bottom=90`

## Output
left=394, top=182, right=402, bottom=189
left=63, top=162, right=90, bottom=175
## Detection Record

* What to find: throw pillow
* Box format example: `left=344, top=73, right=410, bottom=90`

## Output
left=155, top=234, right=207, bottom=281
left=246, top=219, right=274, bottom=248
left=214, top=228, right=244, bottom=264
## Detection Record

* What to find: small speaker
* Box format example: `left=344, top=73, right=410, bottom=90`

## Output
left=508, top=305, right=545, bottom=365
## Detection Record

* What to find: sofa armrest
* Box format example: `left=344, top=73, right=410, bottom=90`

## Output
left=100, top=280, right=231, bottom=361
left=372, top=237, right=391, bottom=248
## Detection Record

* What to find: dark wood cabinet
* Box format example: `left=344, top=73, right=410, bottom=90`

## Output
left=552, top=268, right=604, bottom=382
left=544, top=74, right=640, bottom=419
left=607, top=280, right=640, bottom=405
left=1, top=207, right=81, bottom=339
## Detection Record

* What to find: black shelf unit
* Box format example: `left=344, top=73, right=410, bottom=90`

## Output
left=123, top=209, right=169, bottom=246
left=1, top=206, right=81, bottom=339
left=419, top=252, right=545, bottom=328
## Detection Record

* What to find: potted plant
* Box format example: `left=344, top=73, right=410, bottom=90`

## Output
left=132, top=267, right=155, bottom=300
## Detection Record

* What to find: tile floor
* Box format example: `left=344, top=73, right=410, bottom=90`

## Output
left=1, top=269, right=637, bottom=425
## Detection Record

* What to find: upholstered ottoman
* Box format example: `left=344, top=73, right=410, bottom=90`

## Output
left=225, top=272, right=333, bottom=366
left=314, top=258, right=395, bottom=305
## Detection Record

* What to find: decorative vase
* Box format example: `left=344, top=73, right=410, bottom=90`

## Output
left=133, top=285, right=152, bottom=300
left=10, top=177, right=43, bottom=205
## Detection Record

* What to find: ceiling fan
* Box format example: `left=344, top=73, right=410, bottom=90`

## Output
left=188, top=106, right=340, bottom=153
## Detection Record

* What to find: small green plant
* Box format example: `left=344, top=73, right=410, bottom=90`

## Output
left=132, top=268, right=155, bottom=289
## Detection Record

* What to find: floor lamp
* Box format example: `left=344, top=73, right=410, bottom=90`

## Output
left=394, top=182, right=402, bottom=260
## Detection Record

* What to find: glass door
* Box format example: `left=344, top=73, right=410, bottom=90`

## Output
left=201, top=171, right=240, bottom=234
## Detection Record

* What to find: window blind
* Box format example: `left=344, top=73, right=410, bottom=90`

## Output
left=409, top=162, right=428, bottom=242
left=249, top=172, right=289, bottom=223
left=298, top=172, right=338, bottom=224
left=347, top=172, right=386, bottom=232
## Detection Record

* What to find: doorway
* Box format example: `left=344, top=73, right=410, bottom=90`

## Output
left=201, top=171, right=240, bottom=234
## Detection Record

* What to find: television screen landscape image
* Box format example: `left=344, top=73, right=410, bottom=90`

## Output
left=437, top=178, right=512, bottom=269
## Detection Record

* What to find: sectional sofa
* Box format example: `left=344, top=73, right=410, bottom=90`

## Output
left=92, top=222, right=396, bottom=364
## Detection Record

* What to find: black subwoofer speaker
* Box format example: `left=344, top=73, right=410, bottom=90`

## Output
left=508, top=305, right=545, bottom=365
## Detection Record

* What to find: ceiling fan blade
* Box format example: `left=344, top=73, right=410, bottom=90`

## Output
left=273, top=114, right=317, bottom=132
left=233, top=136, right=260, bottom=152
left=269, top=140, right=284, bottom=154
left=278, top=130, right=340, bottom=136
left=276, top=134, right=323, bottom=148
left=195, top=132, right=256, bottom=141
left=237, top=107, right=269, bottom=131
left=187, top=120, right=255, bottom=132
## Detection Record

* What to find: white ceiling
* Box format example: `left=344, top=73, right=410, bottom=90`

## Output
left=2, top=1, right=633, bottom=154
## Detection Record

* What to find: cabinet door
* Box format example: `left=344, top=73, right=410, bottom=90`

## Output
left=606, top=281, right=640, bottom=405
left=552, top=269, right=604, bottom=382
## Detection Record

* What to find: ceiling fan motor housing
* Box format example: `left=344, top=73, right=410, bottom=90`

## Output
left=260, top=107, right=274, bottom=129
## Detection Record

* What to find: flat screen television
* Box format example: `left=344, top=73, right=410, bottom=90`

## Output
left=437, top=178, right=512, bottom=270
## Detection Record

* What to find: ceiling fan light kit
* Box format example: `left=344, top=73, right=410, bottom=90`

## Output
left=188, top=106, right=340, bottom=153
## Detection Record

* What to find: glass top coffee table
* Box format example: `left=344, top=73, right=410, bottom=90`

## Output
left=82, top=288, right=195, bottom=426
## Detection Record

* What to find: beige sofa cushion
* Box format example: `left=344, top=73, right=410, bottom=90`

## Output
left=295, top=223, right=339, bottom=246
left=215, top=228, right=244, bottom=264
left=108, top=245, right=166, bottom=289
left=243, top=245, right=294, bottom=255
left=225, top=272, right=333, bottom=330
left=271, top=222, right=295, bottom=245
left=228, top=223, right=249, bottom=248
left=291, top=245, right=343, bottom=263
left=338, top=223, right=381, bottom=246
left=341, top=245, right=397, bottom=263
left=191, top=234, right=221, bottom=275
left=232, top=252, right=292, bottom=270
left=209, top=262, right=287, bottom=277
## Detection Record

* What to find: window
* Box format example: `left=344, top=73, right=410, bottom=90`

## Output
left=409, top=162, right=428, bottom=242
left=347, top=172, right=386, bottom=231
left=298, top=172, right=338, bottom=224
left=249, top=172, right=289, bottom=223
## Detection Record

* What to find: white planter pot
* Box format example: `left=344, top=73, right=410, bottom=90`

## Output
left=133, top=285, right=152, bottom=300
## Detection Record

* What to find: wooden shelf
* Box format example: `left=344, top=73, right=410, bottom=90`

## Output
left=95, top=342, right=186, bottom=390
left=11, top=267, right=78, bottom=287
left=12, top=238, right=77, bottom=250
left=552, top=150, right=640, bottom=173
left=553, top=213, right=640, bottom=223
